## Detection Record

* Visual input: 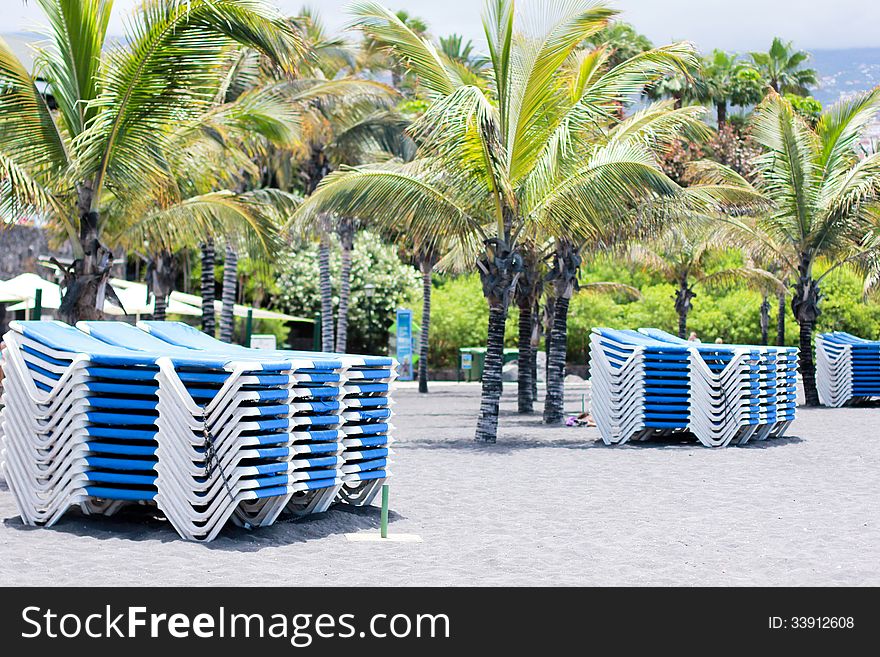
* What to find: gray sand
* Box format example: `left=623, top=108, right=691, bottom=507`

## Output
left=1, top=381, right=878, bottom=586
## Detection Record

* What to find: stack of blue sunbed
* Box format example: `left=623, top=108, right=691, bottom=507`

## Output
left=137, top=321, right=396, bottom=507
left=816, top=331, right=880, bottom=407
left=639, top=329, right=798, bottom=446
left=589, top=328, right=692, bottom=445
left=589, top=327, right=798, bottom=447
left=0, top=320, right=397, bottom=541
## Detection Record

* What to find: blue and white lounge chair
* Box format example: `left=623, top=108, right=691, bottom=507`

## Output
left=588, top=327, right=798, bottom=447
left=638, top=329, right=797, bottom=446
left=136, top=321, right=397, bottom=507
left=0, top=320, right=347, bottom=541
left=816, top=331, right=880, bottom=407
left=589, top=328, right=692, bottom=445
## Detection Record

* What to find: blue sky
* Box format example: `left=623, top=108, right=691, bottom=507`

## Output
left=6, top=0, right=879, bottom=51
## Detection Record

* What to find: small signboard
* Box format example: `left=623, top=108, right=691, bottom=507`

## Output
left=396, top=308, right=414, bottom=381
left=461, top=352, right=473, bottom=370
left=250, top=334, right=277, bottom=351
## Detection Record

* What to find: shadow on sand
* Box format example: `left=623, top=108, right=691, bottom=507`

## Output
left=399, top=431, right=805, bottom=453
left=2, top=503, right=406, bottom=552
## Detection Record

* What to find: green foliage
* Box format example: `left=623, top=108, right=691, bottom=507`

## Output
left=728, top=66, right=764, bottom=107
left=784, top=93, right=823, bottom=124
left=817, top=266, right=880, bottom=338
left=273, top=231, right=419, bottom=353
left=427, top=260, right=880, bottom=367
left=428, top=273, right=522, bottom=366
left=587, top=21, right=653, bottom=68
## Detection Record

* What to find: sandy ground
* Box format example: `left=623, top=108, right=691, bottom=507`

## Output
left=1, top=380, right=878, bottom=586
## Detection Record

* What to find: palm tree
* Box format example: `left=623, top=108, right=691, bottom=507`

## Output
left=146, top=249, right=179, bottom=321
left=719, top=90, right=880, bottom=404
left=295, top=1, right=716, bottom=443
left=749, top=37, right=818, bottom=95
left=628, top=217, right=777, bottom=339
left=439, top=33, right=489, bottom=76
left=586, top=21, right=652, bottom=69
left=0, top=0, right=303, bottom=323
left=416, top=244, right=441, bottom=393
left=200, top=239, right=217, bottom=335
left=702, top=50, right=746, bottom=126
left=335, top=216, right=357, bottom=353
left=99, top=57, right=305, bottom=335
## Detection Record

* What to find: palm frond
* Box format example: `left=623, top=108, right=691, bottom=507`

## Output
left=0, top=150, right=64, bottom=222
left=76, top=0, right=305, bottom=206
left=108, top=188, right=295, bottom=256
left=579, top=280, right=641, bottom=299
left=525, top=139, right=680, bottom=242
left=348, top=1, right=462, bottom=96
left=0, top=35, right=68, bottom=178
left=291, top=162, right=482, bottom=251
left=32, top=0, right=112, bottom=137
left=750, top=91, right=821, bottom=242
left=700, top=266, right=785, bottom=294
left=817, top=87, right=880, bottom=178
left=482, top=0, right=514, bottom=130
left=506, top=1, right=616, bottom=179
left=608, top=102, right=711, bottom=151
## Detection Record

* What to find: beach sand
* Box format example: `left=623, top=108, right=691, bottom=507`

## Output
left=1, top=380, right=878, bottom=586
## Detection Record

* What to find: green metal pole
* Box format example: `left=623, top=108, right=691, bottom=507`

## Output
left=244, top=308, right=253, bottom=346
left=34, top=288, right=43, bottom=320
left=380, top=484, right=389, bottom=538
left=313, top=314, right=321, bottom=351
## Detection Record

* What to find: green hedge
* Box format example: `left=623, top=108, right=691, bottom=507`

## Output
left=426, top=265, right=880, bottom=368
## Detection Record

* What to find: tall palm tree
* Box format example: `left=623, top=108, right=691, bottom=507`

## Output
left=749, top=37, right=818, bottom=96
left=294, top=1, right=719, bottom=443
left=718, top=90, right=880, bottom=404
left=703, top=50, right=744, bottom=126
left=0, top=0, right=303, bottom=322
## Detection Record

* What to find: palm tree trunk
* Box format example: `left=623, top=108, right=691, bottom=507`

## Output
left=516, top=296, right=533, bottom=413
left=760, top=295, right=770, bottom=345
left=542, top=294, right=556, bottom=399
left=335, top=221, right=354, bottom=353
left=200, top=239, right=216, bottom=336
left=318, top=232, right=334, bottom=352
left=514, top=254, right=541, bottom=414
left=58, top=185, right=109, bottom=323
left=776, top=290, right=786, bottom=346
left=147, top=250, right=177, bottom=324
left=530, top=299, right=540, bottom=402
left=792, top=261, right=821, bottom=406
left=219, top=244, right=237, bottom=343
left=799, top=319, right=819, bottom=406
left=716, top=100, right=727, bottom=126
left=674, top=277, right=695, bottom=339
left=154, top=294, right=168, bottom=321
left=418, top=257, right=433, bottom=394
left=475, top=304, right=509, bottom=443
left=543, top=295, right=570, bottom=424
